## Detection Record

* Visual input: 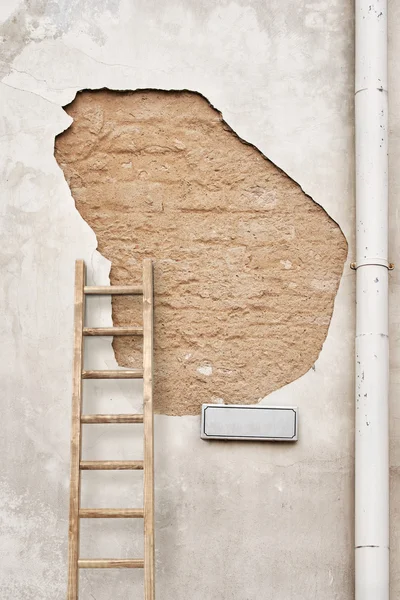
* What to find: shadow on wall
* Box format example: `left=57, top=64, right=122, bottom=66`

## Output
left=55, top=88, right=347, bottom=416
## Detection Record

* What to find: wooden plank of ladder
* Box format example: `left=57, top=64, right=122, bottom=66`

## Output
left=84, top=285, right=142, bottom=295
left=78, top=559, right=144, bottom=568
left=79, top=508, right=144, bottom=518
left=81, top=414, right=143, bottom=424
left=83, top=326, right=143, bottom=336
left=67, top=260, right=85, bottom=600
left=80, top=460, right=144, bottom=470
left=82, top=369, right=143, bottom=379
left=143, top=258, right=155, bottom=600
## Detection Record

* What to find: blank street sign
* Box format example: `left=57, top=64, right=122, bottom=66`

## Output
left=201, top=404, right=298, bottom=441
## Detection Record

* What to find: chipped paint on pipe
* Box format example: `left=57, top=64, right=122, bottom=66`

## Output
left=355, top=1, right=389, bottom=599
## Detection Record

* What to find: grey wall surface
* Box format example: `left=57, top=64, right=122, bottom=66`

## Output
left=0, top=1, right=398, bottom=598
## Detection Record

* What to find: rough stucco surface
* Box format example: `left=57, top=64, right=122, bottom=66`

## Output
left=55, top=89, right=347, bottom=415
left=1, top=0, right=382, bottom=598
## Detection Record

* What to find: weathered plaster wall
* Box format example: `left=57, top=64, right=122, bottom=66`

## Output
left=55, top=89, right=347, bottom=416
left=1, top=0, right=392, bottom=598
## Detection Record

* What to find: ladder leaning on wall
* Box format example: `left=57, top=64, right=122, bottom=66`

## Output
left=67, top=259, right=155, bottom=600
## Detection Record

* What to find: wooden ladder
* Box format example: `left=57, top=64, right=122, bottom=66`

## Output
left=67, top=259, right=155, bottom=600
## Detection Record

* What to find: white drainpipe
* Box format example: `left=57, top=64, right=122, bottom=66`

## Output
left=355, top=0, right=389, bottom=599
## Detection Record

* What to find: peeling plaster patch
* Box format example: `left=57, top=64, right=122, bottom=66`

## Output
left=55, top=89, right=347, bottom=416
left=197, top=365, right=213, bottom=377
left=280, top=259, right=292, bottom=269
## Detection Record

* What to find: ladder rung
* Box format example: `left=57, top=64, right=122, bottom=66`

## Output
left=80, top=460, right=144, bottom=470
left=81, top=414, right=144, bottom=424
left=82, top=369, right=143, bottom=379
left=83, top=326, right=143, bottom=336
left=84, top=285, right=142, bottom=295
left=79, top=508, right=144, bottom=518
left=78, top=559, right=144, bottom=569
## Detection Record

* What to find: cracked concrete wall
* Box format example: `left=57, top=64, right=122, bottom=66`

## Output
left=1, top=1, right=400, bottom=599
left=55, top=88, right=347, bottom=416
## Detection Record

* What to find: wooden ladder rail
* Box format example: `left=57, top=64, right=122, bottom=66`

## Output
left=143, top=258, right=155, bottom=600
left=67, top=259, right=155, bottom=600
left=68, top=260, right=85, bottom=600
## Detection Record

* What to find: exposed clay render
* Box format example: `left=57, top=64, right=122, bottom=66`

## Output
left=55, top=89, right=347, bottom=416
